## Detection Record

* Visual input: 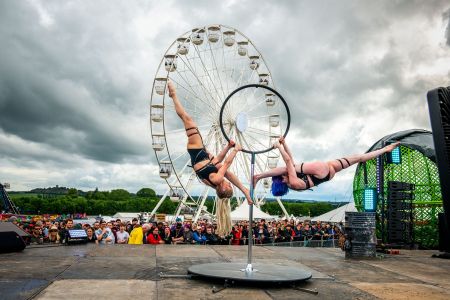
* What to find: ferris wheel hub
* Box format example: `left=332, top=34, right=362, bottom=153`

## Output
left=236, top=112, right=249, bottom=133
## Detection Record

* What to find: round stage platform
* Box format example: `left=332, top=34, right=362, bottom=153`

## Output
left=188, top=263, right=312, bottom=284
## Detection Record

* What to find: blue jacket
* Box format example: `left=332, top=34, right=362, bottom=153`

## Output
left=193, top=231, right=207, bottom=244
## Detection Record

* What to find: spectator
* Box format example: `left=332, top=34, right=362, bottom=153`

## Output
left=128, top=218, right=139, bottom=234
left=271, top=226, right=282, bottom=243
left=293, top=223, right=303, bottom=241
left=255, top=223, right=269, bottom=244
left=60, top=219, right=73, bottom=244
left=302, top=224, right=312, bottom=238
left=116, top=223, right=130, bottom=244
left=8, top=216, right=19, bottom=226
left=47, top=225, right=60, bottom=244
left=183, top=224, right=194, bottom=244
left=231, top=224, right=242, bottom=245
left=260, top=219, right=267, bottom=230
left=162, top=227, right=172, bottom=244
left=171, top=222, right=184, bottom=244
left=93, top=221, right=100, bottom=232
left=193, top=226, right=206, bottom=244
left=96, top=221, right=114, bottom=244
left=128, top=224, right=143, bottom=245
left=142, top=223, right=152, bottom=244
left=107, top=222, right=118, bottom=242
left=147, top=227, right=164, bottom=244
left=283, top=224, right=295, bottom=242
left=30, top=223, right=43, bottom=244
left=157, top=222, right=164, bottom=236
left=204, top=226, right=219, bottom=245
left=86, top=227, right=97, bottom=243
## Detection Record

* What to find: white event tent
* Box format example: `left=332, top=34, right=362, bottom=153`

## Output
left=230, top=202, right=277, bottom=221
left=311, top=202, right=357, bottom=223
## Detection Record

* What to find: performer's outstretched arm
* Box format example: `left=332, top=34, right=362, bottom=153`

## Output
left=279, top=137, right=294, bottom=162
left=212, top=140, right=235, bottom=165
left=275, top=142, right=303, bottom=189
left=224, top=171, right=253, bottom=205
left=211, top=146, right=241, bottom=184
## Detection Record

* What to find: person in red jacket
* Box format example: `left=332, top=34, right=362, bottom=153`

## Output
left=147, top=227, right=164, bottom=244
left=230, top=224, right=242, bottom=245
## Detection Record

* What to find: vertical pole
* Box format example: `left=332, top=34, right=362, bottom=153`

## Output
left=245, top=153, right=255, bottom=272
left=377, top=143, right=385, bottom=243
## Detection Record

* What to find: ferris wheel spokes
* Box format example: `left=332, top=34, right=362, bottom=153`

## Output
left=151, top=25, right=280, bottom=222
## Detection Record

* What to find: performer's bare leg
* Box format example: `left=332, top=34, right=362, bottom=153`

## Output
left=168, top=81, right=203, bottom=149
left=325, top=142, right=401, bottom=179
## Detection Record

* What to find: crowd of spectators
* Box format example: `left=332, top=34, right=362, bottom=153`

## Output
left=3, top=215, right=342, bottom=246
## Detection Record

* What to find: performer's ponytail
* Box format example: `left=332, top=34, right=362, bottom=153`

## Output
left=216, top=198, right=232, bottom=237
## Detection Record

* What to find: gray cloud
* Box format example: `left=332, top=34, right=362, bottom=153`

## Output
left=445, top=8, right=450, bottom=46
left=0, top=0, right=449, bottom=200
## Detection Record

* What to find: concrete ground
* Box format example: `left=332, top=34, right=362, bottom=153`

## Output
left=0, top=244, right=449, bottom=300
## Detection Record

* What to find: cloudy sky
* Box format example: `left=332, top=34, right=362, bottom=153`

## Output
left=1, top=0, right=449, bottom=202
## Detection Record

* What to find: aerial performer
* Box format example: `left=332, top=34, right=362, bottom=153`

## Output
left=254, top=137, right=400, bottom=196
left=167, top=81, right=252, bottom=235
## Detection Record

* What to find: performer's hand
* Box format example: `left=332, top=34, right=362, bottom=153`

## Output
left=228, top=140, right=235, bottom=148
left=273, top=141, right=280, bottom=148
left=234, top=144, right=242, bottom=151
left=167, top=81, right=176, bottom=98
left=279, top=136, right=285, bottom=144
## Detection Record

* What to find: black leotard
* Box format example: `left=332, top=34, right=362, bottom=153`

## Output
left=296, top=163, right=331, bottom=189
left=187, top=148, right=218, bottom=187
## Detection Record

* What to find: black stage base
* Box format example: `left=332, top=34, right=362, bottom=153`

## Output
left=188, top=262, right=312, bottom=285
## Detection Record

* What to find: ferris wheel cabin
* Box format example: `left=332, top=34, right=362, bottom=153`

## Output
left=207, top=25, right=220, bottom=43
left=151, top=104, right=164, bottom=122
left=237, top=41, right=248, bottom=56
left=159, top=161, right=172, bottom=179
left=170, top=187, right=183, bottom=202
left=152, top=134, right=165, bottom=151
left=265, top=93, right=276, bottom=106
left=154, top=78, right=167, bottom=96
left=269, top=114, right=280, bottom=127
left=191, top=28, right=205, bottom=45
left=164, top=54, right=177, bottom=72
left=249, top=55, right=260, bottom=70
left=176, top=37, right=190, bottom=55
left=223, top=30, right=236, bottom=47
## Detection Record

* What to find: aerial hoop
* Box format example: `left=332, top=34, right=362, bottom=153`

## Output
left=218, top=83, right=291, bottom=272
left=219, top=84, right=291, bottom=154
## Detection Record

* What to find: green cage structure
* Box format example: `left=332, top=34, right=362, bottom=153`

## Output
left=353, top=129, right=443, bottom=248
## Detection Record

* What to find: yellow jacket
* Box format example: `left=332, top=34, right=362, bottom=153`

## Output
left=128, top=227, right=143, bottom=244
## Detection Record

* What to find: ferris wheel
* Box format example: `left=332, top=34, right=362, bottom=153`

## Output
left=149, top=25, right=289, bottom=221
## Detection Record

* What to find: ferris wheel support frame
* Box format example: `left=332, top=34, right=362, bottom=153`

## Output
left=150, top=25, right=283, bottom=222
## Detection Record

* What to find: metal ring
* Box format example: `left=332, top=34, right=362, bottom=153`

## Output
left=219, top=84, right=291, bottom=154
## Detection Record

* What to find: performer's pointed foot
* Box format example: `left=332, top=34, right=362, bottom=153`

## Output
left=385, top=142, right=400, bottom=152
left=252, top=174, right=259, bottom=188
left=244, top=189, right=253, bottom=205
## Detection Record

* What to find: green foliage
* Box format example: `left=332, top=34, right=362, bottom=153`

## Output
left=8, top=188, right=336, bottom=218
left=261, top=201, right=334, bottom=217
left=136, top=188, right=156, bottom=198
left=109, top=189, right=130, bottom=201
left=67, top=188, right=78, bottom=198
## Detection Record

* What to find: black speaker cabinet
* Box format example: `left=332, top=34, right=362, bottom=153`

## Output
left=0, top=231, right=26, bottom=253
left=427, top=87, right=450, bottom=239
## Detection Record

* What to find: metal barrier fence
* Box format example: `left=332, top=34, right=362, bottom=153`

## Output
left=233, top=235, right=340, bottom=248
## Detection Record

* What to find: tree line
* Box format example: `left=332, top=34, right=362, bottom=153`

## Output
left=4, top=187, right=335, bottom=217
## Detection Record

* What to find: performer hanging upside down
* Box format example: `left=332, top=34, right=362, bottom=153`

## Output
left=167, top=81, right=253, bottom=205
left=254, top=137, right=400, bottom=196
